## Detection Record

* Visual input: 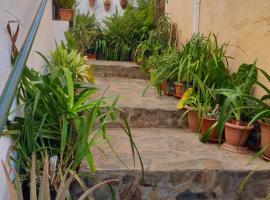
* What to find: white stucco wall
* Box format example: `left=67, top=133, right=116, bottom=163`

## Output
left=0, top=0, right=68, bottom=199
left=77, top=0, right=138, bottom=24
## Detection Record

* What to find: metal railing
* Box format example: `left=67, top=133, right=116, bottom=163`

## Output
left=0, top=0, right=48, bottom=134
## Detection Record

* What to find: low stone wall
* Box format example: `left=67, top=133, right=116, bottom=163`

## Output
left=71, top=169, right=270, bottom=200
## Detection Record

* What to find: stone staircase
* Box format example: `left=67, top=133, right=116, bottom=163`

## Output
left=75, top=60, right=270, bottom=200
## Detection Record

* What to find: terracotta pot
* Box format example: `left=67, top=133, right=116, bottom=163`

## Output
left=188, top=110, right=200, bottom=132
left=89, top=0, right=96, bottom=7
left=224, top=121, right=254, bottom=147
left=58, top=9, right=73, bottom=21
left=104, top=3, right=111, bottom=12
left=174, top=82, right=183, bottom=98
left=260, top=121, right=270, bottom=160
left=120, top=0, right=128, bottom=9
left=160, top=81, right=168, bottom=95
left=87, top=53, right=96, bottom=60
left=201, top=117, right=218, bottom=142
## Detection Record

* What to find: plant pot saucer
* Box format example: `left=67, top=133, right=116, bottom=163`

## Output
left=262, top=153, right=270, bottom=161
left=173, top=93, right=182, bottom=98
left=208, top=137, right=224, bottom=144
left=221, top=142, right=251, bottom=154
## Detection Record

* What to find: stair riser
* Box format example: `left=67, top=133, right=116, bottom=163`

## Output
left=94, top=65, right=147, bottom=79
left=72, top=170, right=270, bottom=200
left=109, top=107, right=187, bottom=128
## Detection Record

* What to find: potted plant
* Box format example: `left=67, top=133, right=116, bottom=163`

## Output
left=9, top=43, right=143, bottom=191
left=58, top=0, right=75, bottom=21
left=89, top=0, right=96, bottom=7
left=120, top=0, right=128, bottom=9
left=233, top=68, right=270, bottom=159
left=69, top=12, right=100, bottom=57
left=216, top=63, right=258, bottom=153
left=104, top=0, right=112, bottom=12
left=180, top=93, right=202, bottom=133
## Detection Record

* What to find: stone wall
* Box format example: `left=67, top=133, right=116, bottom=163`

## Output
left=72, top=169, right=270, bottom=200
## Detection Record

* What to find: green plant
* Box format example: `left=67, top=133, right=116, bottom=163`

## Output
left=216, top=62, right=258, bottom=141
left=58, top=0, right=75, bottom=9
left=70, top=12, right=101, bottom=55
left=11, top=48, right=143, bottom=187
left=100, top=0, right=155, bottom=61
left=2, top=153, right=119, bottom=200
left=179, top=33, right=230, bottom=89
left=40, top=44, right=94, bottom=83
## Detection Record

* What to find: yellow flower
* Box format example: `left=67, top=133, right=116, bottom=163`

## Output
left=176, top=88, right=193, bottom=109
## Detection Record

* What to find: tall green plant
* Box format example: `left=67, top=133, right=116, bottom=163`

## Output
left=70, top=12, right=101, bottom=55
left=12, top=49, right=143, bottom=186
left=58, top=0, right=75, bottom=9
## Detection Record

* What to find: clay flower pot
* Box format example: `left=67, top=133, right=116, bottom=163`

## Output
left=222, top=121, right=254, bottom=153
left=188, top=110, right=200, bottom=132
left=160, top=81, right=168, bottom=95
left=87, top=53, right=96, bottom=60
left=58, top=9, right=73, bottom=21
left=104, top=3, right=111, bottom=12
left=260, top=121, right=270, bottom=160
left=120, top=0, right=128, bottom=9
left=201, top=117, right=219, bottom=142
left=89, top=0, right=96, bottom=7
left=174, top=82, right=183, bottom=98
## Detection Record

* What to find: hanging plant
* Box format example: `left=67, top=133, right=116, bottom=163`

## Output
left=88, top=0, right=96, bottom=7
left=103, top=0, right=112, bottom=12
left=120, top=0, right=128, bottom=9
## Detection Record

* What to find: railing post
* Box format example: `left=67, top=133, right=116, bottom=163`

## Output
left=0, top=0, right=48, bottom=134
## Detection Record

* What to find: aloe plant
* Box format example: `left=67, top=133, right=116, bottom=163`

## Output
left=215, top=62, right=258, bottom=142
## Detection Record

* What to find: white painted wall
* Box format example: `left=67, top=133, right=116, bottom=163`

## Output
left=77, top=0, right=138, bottom=24
left=0, top=0, right=68, bottom=199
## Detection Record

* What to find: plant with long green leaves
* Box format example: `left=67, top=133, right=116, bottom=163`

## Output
left=12, top=55, right=143, bottom=188
left=215, top=63, right=258, bottom=142
left=58, top=0, right=75, bottom=9
left=70, top=12, right=101, bottom=55
left=2, top=153, right=120, bottom=200
left=100, top=0, right=155, bottom=61
left=180, top=73, right=217, bottom=131
left=179, top=33, right=230, bottom=89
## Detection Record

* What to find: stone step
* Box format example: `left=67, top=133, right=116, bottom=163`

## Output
left=87, top=60, right=147, bottom=79
left=94, top=76, right=186, bottom=128
left=76, top=128, right=270, bottom=200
